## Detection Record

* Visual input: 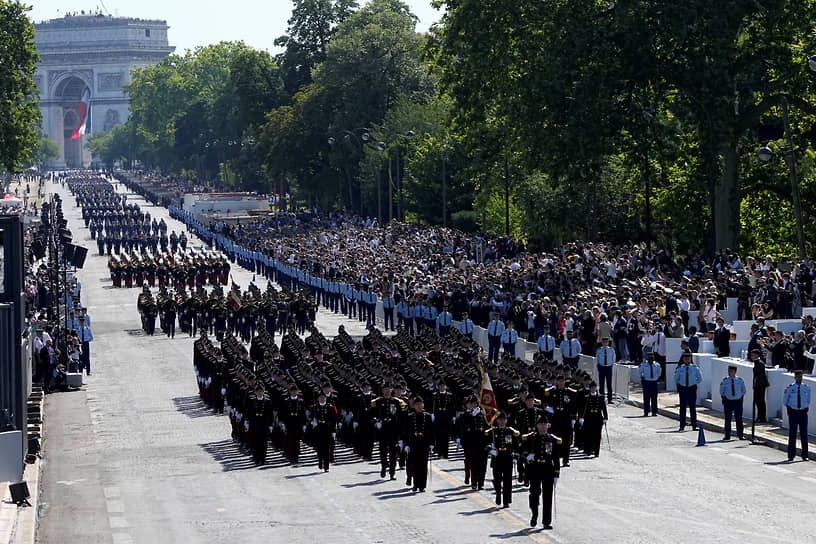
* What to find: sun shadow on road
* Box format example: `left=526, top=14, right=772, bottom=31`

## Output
left=489, top=528, right=542, bottom=539
left=199, top=439, right=261, bottom=471
left=173, top=395, right=217, bottom=419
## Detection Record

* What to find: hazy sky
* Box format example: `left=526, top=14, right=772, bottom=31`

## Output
left=27, top=0, right=443, bottom=54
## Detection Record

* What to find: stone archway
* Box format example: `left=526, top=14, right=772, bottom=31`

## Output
left=52, top=75, right=91, bottom=168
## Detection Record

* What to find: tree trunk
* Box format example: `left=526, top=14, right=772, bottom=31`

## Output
left=714, top=142, right=740, bottom=249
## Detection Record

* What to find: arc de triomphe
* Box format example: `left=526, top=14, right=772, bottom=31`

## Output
left=34, top=14, right=174, bottom=168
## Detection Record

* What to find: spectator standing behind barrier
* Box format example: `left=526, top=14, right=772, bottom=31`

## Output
left=595, top=338, right=615, bottom=403
left=750, top=349, right=769, bottom=423
left=674, top=350, right=702, bottom=431
left=783, top=370, right=810, bottom=462
left=713, top=317, right=731, bottom=357
left=719, top=365, right=747, bottom=440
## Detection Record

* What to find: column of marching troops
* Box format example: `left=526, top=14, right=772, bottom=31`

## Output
left=193, top=319, right=610, bottom=529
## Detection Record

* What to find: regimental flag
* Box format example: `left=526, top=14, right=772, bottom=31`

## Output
left=479, top=360, right=498, bottom=426
left=69, top=88, right=90, bottom=140
left=229, top=289, right=242, bottom=311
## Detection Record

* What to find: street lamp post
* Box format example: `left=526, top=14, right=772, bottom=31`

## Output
left=504, top=150, right=510, bottom=237
left=328, top=128, right=372, bottom=216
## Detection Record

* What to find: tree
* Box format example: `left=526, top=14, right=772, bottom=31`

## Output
left=0, top=1, right=40, bottom=173
left=274, top=0, right=359, bottom=93
left=30, top=134, right=59, bottom=169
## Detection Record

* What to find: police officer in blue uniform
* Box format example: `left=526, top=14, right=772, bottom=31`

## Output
left=783, top=370, right=810, bottom=461
left=719, top=365, right=746, bottom=440
left=639, top=352, right=661, bottom=416
left=595, top=338, right=616, bottom=403
left=674, top=350, right=702, bottom=431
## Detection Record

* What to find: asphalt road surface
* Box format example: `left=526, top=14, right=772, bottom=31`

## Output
left=37, top=180, right=816, bottom=544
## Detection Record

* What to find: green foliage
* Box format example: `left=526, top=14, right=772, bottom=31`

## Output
left=29, top=133, right=59, bottom=168
left=0, top=1, right=40, bottom=173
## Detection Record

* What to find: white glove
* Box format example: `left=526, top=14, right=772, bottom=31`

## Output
left=398, top=440, right=404, bottom=449
left=429, top=445, right=434, bottom=452
left=456, top=438, right=461, bottom=449
left=280, top=423, right=286, bottom=432
left=526, top=453, right=535, bottom=462
left=451, top=416, right=456, bottom=424
left=490, top=448, right=498, bottom=457
left=345, top=412, right=353, bottom=423
left=337, top=422, right=343, bottom=430
left=305, top=409, right=311, bottom=417
left=312, top=418, right=318, bottom=427
left=545, top=406, right=554, bottom=414
left=302, top=425, right=306, bottom=433
left=220, top=388, right=226, bottom=396
left=603, top=419, right=608, bottom=425
left=404, top=445, right=410, bottom=453
left=268, top=426, right=274, bottom=433
left=430, top=413, right=435, bottom=422
left=471, top=407, right=480, bottom=416
left=553, top=477, right=559, bottom=486
left=332, top=432, right=336, bottom=439
left=243, top=420, right=249, bottom=431
left=353, top=421, right=358, bottom=430
left=375, top=421, right=382, bottom=430
left=570, top=419, right=575, bottom=428
left=579, top=418, right=584, bottom=425
left=513, top=458, right=517, bottom=465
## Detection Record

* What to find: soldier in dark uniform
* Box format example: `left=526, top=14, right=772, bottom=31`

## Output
left=248, top=384, right=272, bottom=465
left=309, top=390, right=338, bottom=472
left=579, top=381, right=608, bottom=457
left=544, top=375, right=576, bottom=467
left=522, top=415, right=562, bottom=529
left=401, top=395, right=435, bottom=492
left=512, top=393, right=541, bottom=486
left=372, top=383, right=405, bottom=480
left=281, top=384, right=307, bottom=463
left=458, top=394, right=488, bottom=490
left=431, top=380, right=455, bottom=458
left=486, top=411, right=520, bottom=507
left=355, top=382, right=376, bottom=460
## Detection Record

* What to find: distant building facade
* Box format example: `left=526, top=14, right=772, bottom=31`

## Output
left=34, top=15, right=174, bottom=168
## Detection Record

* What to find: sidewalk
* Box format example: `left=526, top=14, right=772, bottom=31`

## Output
left=626, top=385, right=816, bottom=460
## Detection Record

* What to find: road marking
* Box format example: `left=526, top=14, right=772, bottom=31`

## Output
left=108, top=517, right=129, bottom=529
left=56, top=479, right=86, bottom=486
left=111, top=533, right=133, bottom=544
left=103, top=487, right=121, bottom=499
left=728, top=453, right=758, bottom=463
left=430, top=464, right=558, bottom=544
left=765, top=465, right=794, bottom=474
left=106, top=500, right=125, bottom=514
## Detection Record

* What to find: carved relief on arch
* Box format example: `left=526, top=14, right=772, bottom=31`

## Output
left=103, top=109, right=121, bottom=131
left=97, top=72, right=124, bottom=92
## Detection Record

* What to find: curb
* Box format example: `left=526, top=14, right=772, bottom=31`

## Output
left=624, top=397, right=816, bottom=461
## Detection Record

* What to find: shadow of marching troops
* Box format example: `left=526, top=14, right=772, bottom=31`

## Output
left=188, top=320, right=608, bottom=530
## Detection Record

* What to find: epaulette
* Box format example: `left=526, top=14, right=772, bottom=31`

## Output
left=508, top=426, right=521, bottom=437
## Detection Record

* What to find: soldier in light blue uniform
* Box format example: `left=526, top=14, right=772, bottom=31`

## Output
left=674, top=350, right=702, bottom=431
left=718, top=365, right=746, bottom=440
left=382, top=292, right=395, bottom=331
left=783, top=370, right=810, bottom=461
left=458, top=312, right=475, bottom=339
left=638, top=352, right=661, bottom=416
left=437, top=305, right=453, bottom=336
left=501, top=322, right=519, bottom=356
left=595, top=338, right=616, bottom=403
left=537, top=331, right=556, bottom=360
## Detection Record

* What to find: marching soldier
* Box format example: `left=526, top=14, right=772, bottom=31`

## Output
left=401, top=395, right=435, bottom=492
left=522, top=415, right=562, bottom=529
left=544, top=375, right=576, bottom=467
left=309, top=390, right=338, bottom=472
left=372, top=383, right=405, bottom=480
left=248, top=384, right=272, bottom=465
left=512, top=393, right=541, bottom=486
left=458, top=395, right=488, bottom=490
left=486, top=411, right=520, bottom=507
left=355, top=382, right=377, bottom=460
left=281, top=384, right=307, bottom=463
left=431, top=380, right=455, bottom=458
left=579, top=381, right=608, bottom=457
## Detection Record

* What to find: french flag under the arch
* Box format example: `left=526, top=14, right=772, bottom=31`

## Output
left=69, top=88, right=90, bottom=140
